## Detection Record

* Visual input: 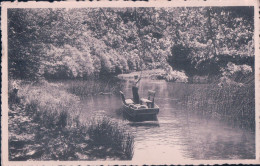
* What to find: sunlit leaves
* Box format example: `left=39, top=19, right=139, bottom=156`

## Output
left=8, top=7, right=254, bottom=80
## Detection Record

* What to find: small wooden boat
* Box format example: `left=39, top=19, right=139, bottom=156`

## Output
left=119, top=91, right=159, bottom=118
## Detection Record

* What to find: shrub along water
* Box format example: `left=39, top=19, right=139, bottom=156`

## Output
left=8, top=79, right=134, bottom=160
left=182, top=75, right=255, bottom=131
left=87, top=117, right=134, bottom=160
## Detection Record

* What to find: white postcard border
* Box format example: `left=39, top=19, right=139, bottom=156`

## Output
left=1, top=0, right=259, bottom=165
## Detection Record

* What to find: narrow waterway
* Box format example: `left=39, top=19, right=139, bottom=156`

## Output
left=78, top=79, right=255, bottom=160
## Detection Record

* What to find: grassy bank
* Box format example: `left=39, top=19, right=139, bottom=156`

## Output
left=8, top=79, right=134, bottom=160
left=182, top=76, right=255, bottom=131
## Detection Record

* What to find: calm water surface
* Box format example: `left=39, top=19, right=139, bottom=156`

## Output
left=78, top=79, right=255, bottom=160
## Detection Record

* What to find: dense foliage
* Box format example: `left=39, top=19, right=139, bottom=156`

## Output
left=8, top=7, right=254, bottom=80
left=8, top=79, right=134, bottom=160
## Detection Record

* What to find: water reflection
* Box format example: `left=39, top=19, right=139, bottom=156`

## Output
left=78, top=78, right=255, bottom=160
left=127, top=121, right=160, bottom=128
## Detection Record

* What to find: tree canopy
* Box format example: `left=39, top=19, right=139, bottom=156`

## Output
left=8, top=7, right=254, bottom=80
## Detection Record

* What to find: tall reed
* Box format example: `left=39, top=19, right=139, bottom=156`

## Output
left=182, top=77, right=255, bottom=131
left=65, top=78, right=123, bottom=97
left=87, top=116, right=134, bottom=160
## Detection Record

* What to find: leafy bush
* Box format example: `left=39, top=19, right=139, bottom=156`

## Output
left=222, top=62, right=252, bottom=77
left=9, top=80, right=134, bottom=160
left=219, top=62, right=253, bottom=86
left=87, top=117, right=134, bottom=160
left=165, top=69, right=188, bottom=83
left=17, top=80, right=81, bottom=129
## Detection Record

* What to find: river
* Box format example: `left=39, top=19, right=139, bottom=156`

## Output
left=76, top=78, right=255, bottom=161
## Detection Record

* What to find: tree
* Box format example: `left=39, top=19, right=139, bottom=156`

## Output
left=8, top=7, right=254, bottom=80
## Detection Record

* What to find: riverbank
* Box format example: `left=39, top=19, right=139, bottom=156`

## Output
left=8, top=79, right=134, bottom=160
left=117, top=69, right=165, bottom=80
left=117, top=69, right=189, bottom=83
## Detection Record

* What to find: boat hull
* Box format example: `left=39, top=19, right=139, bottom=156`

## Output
left=123, top=104, right=159, bottom=118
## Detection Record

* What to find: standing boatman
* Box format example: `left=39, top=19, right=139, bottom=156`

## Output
left=132, top=73, right=142, bottom=104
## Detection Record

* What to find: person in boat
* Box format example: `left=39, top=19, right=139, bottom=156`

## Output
left=132, top=74, right=142, bottom=104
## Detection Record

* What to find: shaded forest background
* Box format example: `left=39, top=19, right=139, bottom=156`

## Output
left=8, top=7, right=254, bottom=81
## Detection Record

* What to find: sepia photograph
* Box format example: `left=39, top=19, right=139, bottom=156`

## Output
left=1, top=0, right=259, bottom=165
